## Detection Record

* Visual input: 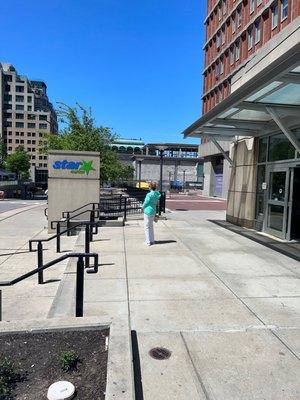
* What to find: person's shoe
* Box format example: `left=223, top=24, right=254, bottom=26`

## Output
left=144, top=242, right=152, bottom=246
left=150, top=241, right=155, bottom=245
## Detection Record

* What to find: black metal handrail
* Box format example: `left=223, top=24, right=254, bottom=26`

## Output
left=0, top=252, right=98, bottom=320
left=51, top=208, right=100, bottom=237
left=29, top=222, right=98, bottom=284
left=62, top=202, right=99, bottom=218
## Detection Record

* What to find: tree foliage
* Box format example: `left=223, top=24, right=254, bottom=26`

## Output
left=44, top=103, right=134, bottom=182
left=0, top=138, right=6, bottom=169
left=5, top=146, right=31, bottom=180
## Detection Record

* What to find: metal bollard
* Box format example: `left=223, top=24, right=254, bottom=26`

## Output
left=67, top=212, right=71, bottom=237
left=75, top=256, right=84, bottom=317
left=37, top=241, right=44, bottom=284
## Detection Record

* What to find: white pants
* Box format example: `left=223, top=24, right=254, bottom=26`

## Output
left=144, top=214, right=155, bottom=244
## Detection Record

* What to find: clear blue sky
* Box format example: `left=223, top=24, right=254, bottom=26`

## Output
left=0, top=0, right=205, bottom=144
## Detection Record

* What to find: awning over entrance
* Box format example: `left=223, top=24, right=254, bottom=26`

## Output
left=182, top=45, right=300, bottom=165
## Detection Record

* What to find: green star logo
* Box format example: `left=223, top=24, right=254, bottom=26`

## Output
left=78, top=160, right=95, bottom=175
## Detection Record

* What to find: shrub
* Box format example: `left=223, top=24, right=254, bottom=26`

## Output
left=59, top=350, right=80, bottom=372
left=0, top=357, right=20, bottom=399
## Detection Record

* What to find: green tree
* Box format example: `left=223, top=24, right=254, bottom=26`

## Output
left=0, top=138, right=6, bottom=169
left=44, top=103, right=133, bottom=182
left=5, top=146, right=31, bottom=180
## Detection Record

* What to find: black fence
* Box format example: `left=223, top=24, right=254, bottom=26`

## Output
left=99, top=190, right=166, bottom=220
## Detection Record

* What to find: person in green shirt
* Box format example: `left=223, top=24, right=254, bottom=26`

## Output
left=142, top=181, right=161, bottom=245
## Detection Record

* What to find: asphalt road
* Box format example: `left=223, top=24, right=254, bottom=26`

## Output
left=0, top=200, right=43, bottom=214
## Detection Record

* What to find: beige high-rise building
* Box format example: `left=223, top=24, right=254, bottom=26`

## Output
left=0, top=62, right=58, bottom=171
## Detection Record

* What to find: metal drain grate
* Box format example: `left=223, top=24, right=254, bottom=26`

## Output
left=149, top=347, right=172, bottom=360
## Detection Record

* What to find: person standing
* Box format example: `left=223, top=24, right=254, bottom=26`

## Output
left=142, top=182, right=161, bottom=246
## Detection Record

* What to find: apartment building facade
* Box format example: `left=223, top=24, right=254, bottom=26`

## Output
left=0, top=63, right=58, bottom=171
left=183, top=0, right=300, bottom=241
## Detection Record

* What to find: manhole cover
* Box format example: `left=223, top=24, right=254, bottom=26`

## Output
left=149, top=347, right=172, bottom=360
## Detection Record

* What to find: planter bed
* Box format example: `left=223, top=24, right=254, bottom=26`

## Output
left=0, top=327, right=109, bottom=399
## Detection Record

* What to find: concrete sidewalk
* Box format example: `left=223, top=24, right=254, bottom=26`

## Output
left=86, top=210, right=299, bottom=400
left=0, top=205, right=77, bottom=321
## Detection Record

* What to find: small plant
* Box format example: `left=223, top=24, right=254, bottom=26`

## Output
left=0, top=357, right=20, bottom=399
left=59, top=350, right=80, bottom=372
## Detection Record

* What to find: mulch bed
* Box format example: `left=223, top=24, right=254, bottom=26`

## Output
left=0, top=327, right=109, bottom=399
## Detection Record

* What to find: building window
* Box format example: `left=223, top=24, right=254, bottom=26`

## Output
left=16, top=105, right=24, bottom=110
left=16, top=122, right=24, bottom=128
left=39, top=123, right=47, bottom=129
left=237, top=6, right=242, bottom=26
left=221, top=27, right=225, bottom=44
left=235, top=40, right=240, bottom=60
left=218, top=4, right=222, bottom=20
left=28, top=106, right=32, bottom=111
left=39, top=114, right=48, bottom=121
left=215, top=62, right=220, bottom=78
left=272, top=3, right=278, bottom=29
left=4, top=75, right=12, bottom=82
left=216, top=31, right=221, bottom=49
left=28, top=123, right=36, bottom=128
left=5, top=84, right=11, bottom=92
left=16, top=113, right=24, bottom=119
left=220, top=58, right=224, bottom=74
left=250, top=0, right=255, bottom=14
left=4, top=95, right=12, bottom=102
left=223, top=0, right=227, bottom=15
left=28, top=114, right=35, bottom=120
left=32, top=132, right=36, bottom=137
left=4, top=121, right=12, bottom=127
left=281, top=0, right=288, bottom=20
left=232, top=14, right=236, bottom=33
left=248, top=26, right=254, bottom=50
left=27, top=140, right=31, bottom=144
left=255, top=19, right=261, bottom=43
left=16, top=95, right=24, bottom=102
left=230, top=46, right=235, bottom=65
left=16, top=86, right=24, bottom=93
left=27, top=96, right=32, bottom=103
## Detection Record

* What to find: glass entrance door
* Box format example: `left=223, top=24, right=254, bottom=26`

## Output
left=265, top=165, right=290, bottom=239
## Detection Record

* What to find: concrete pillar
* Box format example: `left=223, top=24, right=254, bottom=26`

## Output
left=47, top=150, right=100, bottom=232
left=203, top=159, right=213, bottom=197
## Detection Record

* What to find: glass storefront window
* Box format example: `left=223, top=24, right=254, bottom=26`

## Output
left=268, top=204, right=284, bottom=231
left=269, top=171, right=286, bottom=201
left=258, top=137, right=268, bottom=163
left=268, top=133, right=295, bottom=161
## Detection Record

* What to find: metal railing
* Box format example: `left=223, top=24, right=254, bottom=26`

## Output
left=0, top=252, right=98, bottom=320
left=51, top=208, right=100, bottom=238
left=29, top=222, right=98, bottom=284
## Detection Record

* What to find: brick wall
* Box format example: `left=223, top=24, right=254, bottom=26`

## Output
left=203, top=0, right=300, bottom=114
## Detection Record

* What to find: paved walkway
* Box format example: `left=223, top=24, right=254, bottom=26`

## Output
left=0, top=206, right=77, bottom=321
left=85, top=210, right=299, bottom=400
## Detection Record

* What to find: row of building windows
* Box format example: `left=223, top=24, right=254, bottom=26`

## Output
left=4, top=104, right=33, bottom=111
left=4, top=122, right=48, bottom=129
left=3, top=113, right=48, bottom=121
left=3, top=94, right=33, bottom=103
left=5, top=131, right=44, bottom=137
left=204, top=0, right=290, bottom=96
left=206, top=0, right=289, bottom=67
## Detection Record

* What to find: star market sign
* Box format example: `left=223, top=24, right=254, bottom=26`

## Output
left=52, top=159, right=95, bottom=175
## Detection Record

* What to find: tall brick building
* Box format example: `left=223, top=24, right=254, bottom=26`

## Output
left=183, top=0, right=300, bottom=241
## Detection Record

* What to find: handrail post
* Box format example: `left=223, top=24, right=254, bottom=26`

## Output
left=124, top=197, right=127, bottom=221
left=76, top=255, right=84, bottom=317
left=67, top=212, right=70, bottom=237
left=56, top=223, right=61, bottom=253
left=37, top=241, right=44, bottom=284
left=119, top=194, right=122, bottom=212
left=0, top=289, right=2, bottom=321
left=85, top=224, right=90, bottom=270
left=90, top=211, right=94, bottom=242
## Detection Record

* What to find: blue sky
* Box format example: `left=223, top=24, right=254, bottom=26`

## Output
left=0, top=0, right=205, bottom=144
